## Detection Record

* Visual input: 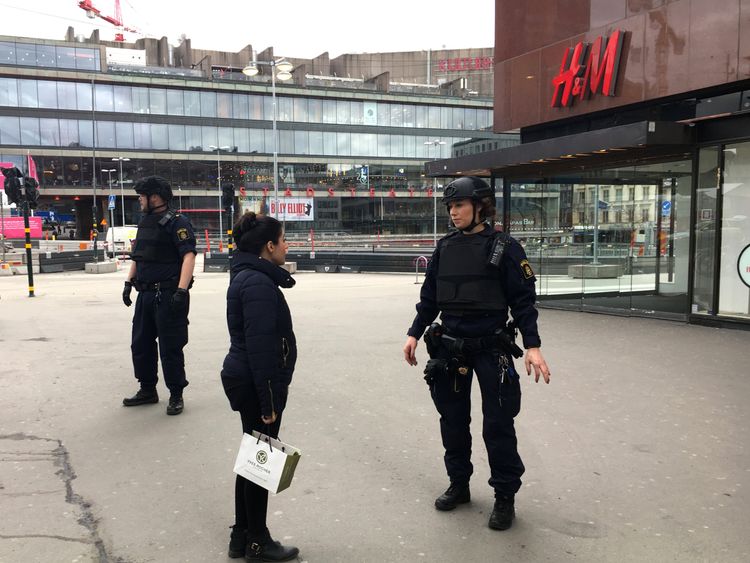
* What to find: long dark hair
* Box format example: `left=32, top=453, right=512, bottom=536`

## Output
left=233, top=212, right=283, bottom=255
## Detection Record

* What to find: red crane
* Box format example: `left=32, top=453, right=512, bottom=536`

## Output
left=77, top=0, right=140, bottom=42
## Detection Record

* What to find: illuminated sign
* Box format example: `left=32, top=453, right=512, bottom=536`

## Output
left=551, top=29, right=625, bottom=108
left=438, top=57, right=493, bottom=72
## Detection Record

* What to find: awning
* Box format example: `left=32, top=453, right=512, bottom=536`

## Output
left=426, top=121, right=694, bottom=178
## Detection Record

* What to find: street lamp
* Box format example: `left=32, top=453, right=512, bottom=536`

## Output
left=102, top=168, right=116, bottom=258
left=209, top=144, right=230, bottom=247
left=112, top=157, right=130, bottom=226
left=424, top=139, right=446, bottom=246
left=242, top=55, right=293, bottom=219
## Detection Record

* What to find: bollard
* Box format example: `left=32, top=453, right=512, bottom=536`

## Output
left=414, top=255, right=428, bottom=284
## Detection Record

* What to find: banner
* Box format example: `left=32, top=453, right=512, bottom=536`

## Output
left=0, top=216, right=43, bottom=239
left=27, top=154, right=38, bottom=183
left=269, top=198, right=314, bottom=222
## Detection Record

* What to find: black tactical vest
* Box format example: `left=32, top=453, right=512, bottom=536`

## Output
left=436, top=232, right=507, bottom=314
left=130, top=211, right=180, bottom=264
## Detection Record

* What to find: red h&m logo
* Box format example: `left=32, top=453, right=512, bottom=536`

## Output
left=551, top=29, right=625, bottom=108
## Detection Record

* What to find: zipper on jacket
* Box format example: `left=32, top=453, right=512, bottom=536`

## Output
left=280, top=337, right=289, bottom=368
left=267, top=380, right=275, bottom=413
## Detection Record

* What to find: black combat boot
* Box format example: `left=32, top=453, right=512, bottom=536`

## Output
left=122, top=388, right=158, bottom=406
left=166, top=395, right=184, bottom=416
left=434, top=482, right=470, bottom=511
left=228, top=525, right=246, bottom=558
left=245, top=532, right=299, bottom=562
left=488, top=494, right=515, bottom=530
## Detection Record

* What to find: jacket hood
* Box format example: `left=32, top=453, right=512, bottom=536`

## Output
left=229, top=251, right=296, bottom=288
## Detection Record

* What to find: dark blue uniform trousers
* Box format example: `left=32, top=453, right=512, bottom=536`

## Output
left=430, top=350, right=525, bottom=496
left=131, top=289, right=189, bottom=395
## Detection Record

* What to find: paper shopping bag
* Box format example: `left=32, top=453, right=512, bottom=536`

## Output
left=233, top=431, right=302, bottom=494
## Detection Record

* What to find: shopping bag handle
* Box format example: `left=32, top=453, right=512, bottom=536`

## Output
left=256, top=425, right=274, bottom=453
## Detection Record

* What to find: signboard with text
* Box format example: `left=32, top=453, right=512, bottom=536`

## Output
left=269, top=198, right=314, bottom=222
left=0, top=216, right=43, bottom=239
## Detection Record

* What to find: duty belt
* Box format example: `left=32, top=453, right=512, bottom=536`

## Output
left=133, top=280, right=178, bottom=292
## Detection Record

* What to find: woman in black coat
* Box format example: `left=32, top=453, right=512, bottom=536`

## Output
left=221, top=212, right=299, bottom=562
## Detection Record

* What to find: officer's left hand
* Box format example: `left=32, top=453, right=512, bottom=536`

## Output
left=170, top=288, right=189, bottom=313
left=524, top=347, right=551, bottom=384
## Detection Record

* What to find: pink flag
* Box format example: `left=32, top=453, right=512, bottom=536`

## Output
left=27, top=154, right=39, bottom=182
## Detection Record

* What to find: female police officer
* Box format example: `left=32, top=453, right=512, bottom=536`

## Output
left=402, top=176, right=551, bottom=531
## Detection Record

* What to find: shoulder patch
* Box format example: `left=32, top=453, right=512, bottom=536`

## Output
left=176, top=228, right=190, bottom=241
left=520, top=259, right=535, bottom=279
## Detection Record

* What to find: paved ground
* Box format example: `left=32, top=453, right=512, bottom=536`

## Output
left=0, top=260, right=749, bottom=563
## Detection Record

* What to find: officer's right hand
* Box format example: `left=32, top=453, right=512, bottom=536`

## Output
left=403, top=336, right=418, bottom=366
left=122, top=281, right=133, bottom=307
left=261, top=412, right=277, bottom=424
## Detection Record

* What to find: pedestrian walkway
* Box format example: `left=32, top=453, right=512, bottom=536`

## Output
left=0, top=268, right=748, bottom=562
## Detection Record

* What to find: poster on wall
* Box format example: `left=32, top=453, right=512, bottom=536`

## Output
left=363, top=102, right=377, bottom=126
left=269, top=198, right=314, bottom=222
left=738, top=244, right=750, bottom=289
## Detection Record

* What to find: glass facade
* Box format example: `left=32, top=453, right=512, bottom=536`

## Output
left=0, top=41, right=101, bottom=71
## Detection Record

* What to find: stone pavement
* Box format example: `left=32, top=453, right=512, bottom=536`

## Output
left=0, top=262, right=749, bottom=562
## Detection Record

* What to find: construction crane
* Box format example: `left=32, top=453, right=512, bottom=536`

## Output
left=77, top=0, right=139, bottom=42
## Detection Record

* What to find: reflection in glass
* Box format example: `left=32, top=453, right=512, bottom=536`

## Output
left=693, top=147, right=719, bottom=313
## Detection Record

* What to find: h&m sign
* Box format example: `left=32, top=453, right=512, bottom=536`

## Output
left=551, top=29, right=626, bottom=108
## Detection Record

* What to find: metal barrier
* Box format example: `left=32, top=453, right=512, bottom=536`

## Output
left=414, top=255, right=429, bottom=284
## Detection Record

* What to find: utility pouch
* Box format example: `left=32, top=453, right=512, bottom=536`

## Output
left=423, top=358, right=449, bottom=386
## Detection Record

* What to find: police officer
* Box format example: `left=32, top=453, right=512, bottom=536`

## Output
left=122, top=176, right=197, bottom=416
left=402, top=176, right=551, bottom=531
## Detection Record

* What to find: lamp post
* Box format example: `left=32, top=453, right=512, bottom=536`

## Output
left=424, top=139, right=446, bottom=246
left=242, top=55, right=293, bottom=219
left=112, top=157, right=130, bottom=226
left=102, top=168, right=116, bottom=258
left=209, top=144, right=230, bottom=247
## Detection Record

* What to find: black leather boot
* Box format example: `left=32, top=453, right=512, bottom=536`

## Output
left=245, top=536, right=299, bottom=562
left=166, top=395, right=184, bottom=415
left=228, top=526, right=246, bottom=558
left=122, top=388, right=158, bottom=406
left=434, top=483, right=470, bottom=511
left=488, top=495, right=515, bottom=530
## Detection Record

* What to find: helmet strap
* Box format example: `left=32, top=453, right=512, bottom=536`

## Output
left=460, top=201, right=482, bottom=233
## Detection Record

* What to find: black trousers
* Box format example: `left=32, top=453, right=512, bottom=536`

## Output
left=429, top=349, right=525, bottom=496
left=131, top=289, right=189, bottom=395
left=235, top=399, right=283, bottom=536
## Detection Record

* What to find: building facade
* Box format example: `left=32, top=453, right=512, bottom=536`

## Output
left=0, top=29, right=500, bottom=242
left=429, top=0, right=750, bottom=327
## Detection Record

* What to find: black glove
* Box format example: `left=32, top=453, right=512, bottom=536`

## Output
left=122, top=281, right=133, bottom=307
left=170, top=287, right=189, bottom=313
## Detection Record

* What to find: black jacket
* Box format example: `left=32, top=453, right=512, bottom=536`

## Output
left=221, top=251, right=297, bottom=415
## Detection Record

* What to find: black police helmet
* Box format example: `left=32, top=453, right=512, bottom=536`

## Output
left=441, top=176, right=494, bottom=204
left=134, top=176, right=173, bottom=202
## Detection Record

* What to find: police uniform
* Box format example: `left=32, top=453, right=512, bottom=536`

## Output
left=130, top=207, right=196, bottom=398
left=407, top=176, right=542, bottom=529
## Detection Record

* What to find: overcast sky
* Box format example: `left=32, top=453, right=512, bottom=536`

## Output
left=1, top=0, right=495, bottom=58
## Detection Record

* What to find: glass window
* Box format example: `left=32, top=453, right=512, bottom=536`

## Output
left=96, top=121, right=116, bottom=148
left=293, top=98, right=308, bottom=122
left=308, top=130, right=323, bottom=154
left=403, top=135, right=416, bottom=157
left=278, top=97, right=293, bottom=121
left=403, top=105, right=415, bottom=127
left=232, top=94, right=249, bottom=120
left=249, top=129, right=264, bottom=152
left=19, top=117, right=40, bottom=145
left=94, top=83, right=114, bottom=112
left=336, top=132, right=350, bottom=154
left=15, top=43, right=36, bottom=66
left=248, top=95, right=263, bottom=119
left=184, top=91, right=200, bottom=116
left=200, top=91, right=217, bottom=117
left=114, top=86, right=133, bottom=113
left=337, top=101, right=351, bottom=125
left=59, top=119, right=79, bottom=147
left=18, top=80, right=38, bottom=108
left=350, top=101, right=363, bottom=125
left=39, top=118, right=59, bottom=145
left=37, top=45, right=56, bottom=68
left=116, top=122, right=134, bottom=149
left=167, top=89, right=184, bottom=116
left=351, top=133, right=364, bottom=156
left=0, top=116, right=20, bottom=145
left=426, top=106, right=440, bottom=128
left=75, top=47, right=97, bottom=71
left=390, top=134, right=403, bottom=156
left=377, top=134, right=390, bottom=157
left=217, top=92, right=232, bottom=118
left=0, top=42, right=16, bottom=65
left=308, top=99, right=322, bottom=123
left=280, top=130, right=294, bottom=153
left=201, top=126, right=217, bottom=149
left=79, top=120, right=96, bottom=148
left=133, top=123, right=151, bottom=149
left=323, top=131, right=337, bottom=155
left=377, top=103, right=390, bottom=126
left=150, top=88, right=167, bottom=115
left=76, top=83, right=92, bottom=111
left=168, top=124, right=186, bottom=151
left=0, top=77, right=18, bottom=106
left=56, top=46, right=76, bottom=69
left=441, top=107, right=451, bottom=128
left=264, top=129, right=274, bottom=153
left=390, top=104, right=404, bottom=127
left=185, top=126, right=202, bottom=150
left=465, top=108, right=477, bottom=129
left=294, top=130, right=308, bottom=154
left=416, top=106, right=428, bottom=128
left=233, top=127, right=249, bottom=152
left=218, top=127, right=234, bottom=150
left=323, top=100, right=337, bottom=124
left=362, top=133, right=377, bottom=156
left=151, top=124, right=168, bottom=149
left=132, top=87, right=149, bottom=114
